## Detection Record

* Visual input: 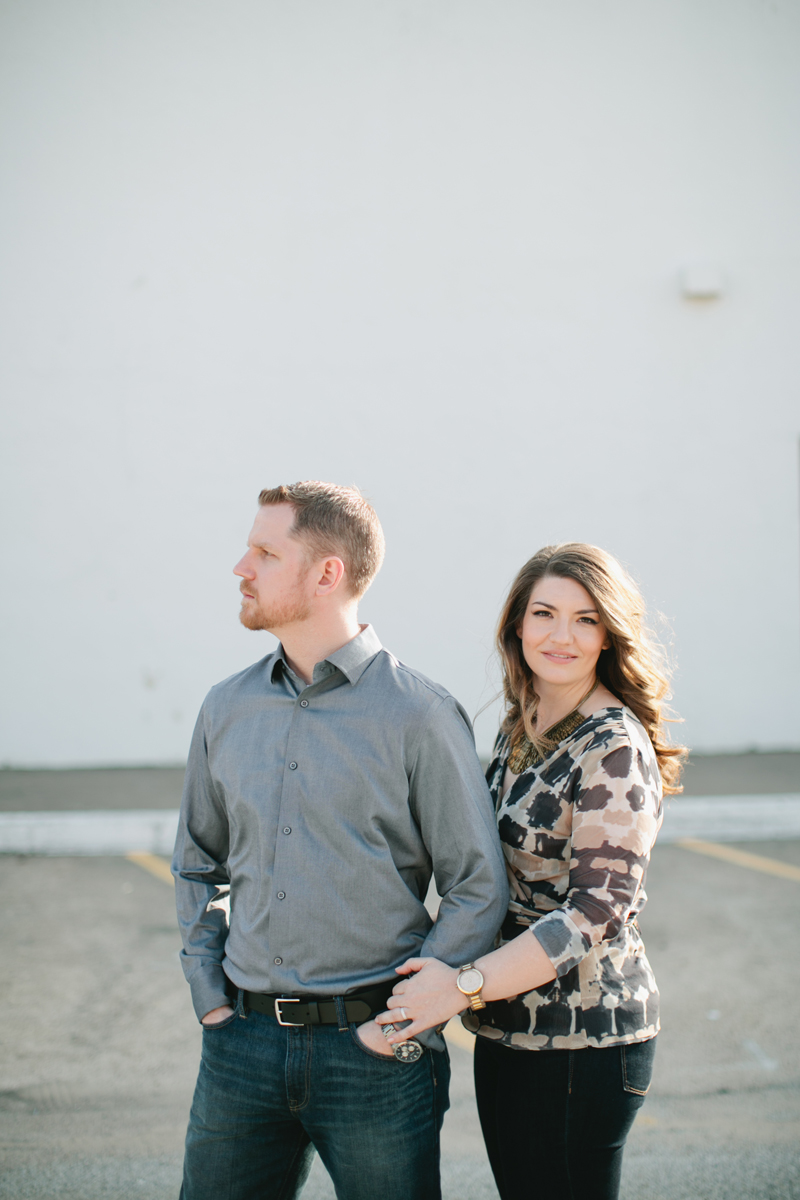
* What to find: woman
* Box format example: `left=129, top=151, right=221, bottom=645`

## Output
left=377, top=543, right=685, bottom=1200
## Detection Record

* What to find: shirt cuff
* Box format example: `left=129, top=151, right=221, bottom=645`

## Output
left=186, top=960, right=232, bottom=1023
left=531, top=910, right=591, bottom=977
left=415, top=1025, right=446, bottom=1053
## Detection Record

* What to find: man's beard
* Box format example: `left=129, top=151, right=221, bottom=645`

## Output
left=238, top=585, right=312, bottom=633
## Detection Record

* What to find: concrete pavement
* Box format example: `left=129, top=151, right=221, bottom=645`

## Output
left=2, top=836, right=799, bottom=1199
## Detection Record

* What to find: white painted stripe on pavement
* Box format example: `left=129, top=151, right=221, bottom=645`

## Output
left=742, top=1039, right=778, bottom=1070
left=0, top=810, right=179, bottom=855
left=0, top=794, right=798, bottom=855
left=659, top=794, right=800, bottom=842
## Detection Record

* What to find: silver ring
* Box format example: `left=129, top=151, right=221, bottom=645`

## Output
left=401, top=1007, right=408, bottom=1022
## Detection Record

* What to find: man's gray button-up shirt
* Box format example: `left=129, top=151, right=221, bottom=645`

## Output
left=172, top=625, right=508, bottom=1034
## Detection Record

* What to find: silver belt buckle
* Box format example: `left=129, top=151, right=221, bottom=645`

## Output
left=274, top=997, right=303, bottom=1026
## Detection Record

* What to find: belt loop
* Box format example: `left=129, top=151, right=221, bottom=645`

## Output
left=238, top=988, right=247, bottom=1019
left=334, top=996, right=348, bottom=1031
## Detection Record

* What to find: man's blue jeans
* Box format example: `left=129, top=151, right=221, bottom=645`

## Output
left=180, top=993, right=451, bottom=1200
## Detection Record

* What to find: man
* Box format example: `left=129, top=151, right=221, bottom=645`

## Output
left=173, top=481, right=507, bottom=1200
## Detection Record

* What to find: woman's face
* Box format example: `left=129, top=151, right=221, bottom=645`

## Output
left=518, top=575, right=609, bottom=689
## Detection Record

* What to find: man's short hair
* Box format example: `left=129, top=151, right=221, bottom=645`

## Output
left=258, top=481, right=385, bottom=598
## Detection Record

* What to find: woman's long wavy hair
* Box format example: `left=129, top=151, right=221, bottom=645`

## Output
left=497, top=543, right=686, bottom=793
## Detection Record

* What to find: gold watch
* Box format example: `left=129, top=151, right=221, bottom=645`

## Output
left=456, top=963, right=486, bottom=1011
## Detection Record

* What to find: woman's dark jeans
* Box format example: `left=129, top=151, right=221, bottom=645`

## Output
left=180, top=996, right=450, bottom=1200
left=474, top=1034, right=657, bottom=1200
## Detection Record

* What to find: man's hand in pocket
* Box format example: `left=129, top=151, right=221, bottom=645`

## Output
left=201, top=1005, right=234, bottom=1026
left=356, top=1018, right=395, bottom=1056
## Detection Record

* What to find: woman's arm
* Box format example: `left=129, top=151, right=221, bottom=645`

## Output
left=377, top=723, right=661, bottom=1044
left=376, top=930, right=557, bottom=1043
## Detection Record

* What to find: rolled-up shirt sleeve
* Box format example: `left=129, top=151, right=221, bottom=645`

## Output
left=172, top=702, right=232, bottom=1021
left=531, top=735, right=662, bottom=977
left=409, top=696, right=509, bottom=966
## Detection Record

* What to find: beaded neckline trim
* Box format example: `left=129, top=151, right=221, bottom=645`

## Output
left=507, top=708, right=588, bottom=775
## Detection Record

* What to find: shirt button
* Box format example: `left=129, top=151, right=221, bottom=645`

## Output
left=274, top=957, right=283, bottom=965
left=300, top=699, right=309, bottom=708
left=289, top=761, right=298, bottom=770
left=283, top=827, right=291, bottom=835
left=277, top=891, right=286, bottom=900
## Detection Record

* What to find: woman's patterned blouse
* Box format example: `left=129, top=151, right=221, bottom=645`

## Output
left=464, top=706, right=663, bottom=1051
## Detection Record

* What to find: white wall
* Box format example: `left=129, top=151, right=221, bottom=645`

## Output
left=1, top=0, right=799, bottom=765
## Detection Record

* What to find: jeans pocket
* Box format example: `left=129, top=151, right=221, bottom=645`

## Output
left=350, top=1023, right=402, bottom=1063
left=202, top=1012, right=238, bottom=1031
left=201, top=992, right=243, bottom=1031
left=621, top=1037, right=657, bottom=1096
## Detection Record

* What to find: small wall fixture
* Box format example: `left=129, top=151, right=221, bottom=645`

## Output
left=680, top=263, right=725, bottom=301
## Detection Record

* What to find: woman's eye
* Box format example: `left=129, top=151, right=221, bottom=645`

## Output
left=579, top=617, right=598, bottom=625
left=531, top=610, right=551, bottom=618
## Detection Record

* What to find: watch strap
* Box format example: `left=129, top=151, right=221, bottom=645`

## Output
left=456, top=963, right=486, bottom=1011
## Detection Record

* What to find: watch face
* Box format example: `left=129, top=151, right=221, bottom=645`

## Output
left=392, top=1039, right=424, bottom=1063
left=381, top=1023, right=424, bottom=1064
left=458, top=968, right=483, bottom=994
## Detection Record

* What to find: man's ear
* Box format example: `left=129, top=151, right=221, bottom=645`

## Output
left=314, top=556, right=347, bottom=596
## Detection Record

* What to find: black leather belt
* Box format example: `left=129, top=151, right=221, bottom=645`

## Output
left=242, top=981, right=394, bottom=1027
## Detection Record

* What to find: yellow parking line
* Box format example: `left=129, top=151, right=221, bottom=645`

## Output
left=677, top=839, right=800, bottom=882
left=445, top=1017, right=476, bottom=1054
left=126, top=851, right=174, bottom=886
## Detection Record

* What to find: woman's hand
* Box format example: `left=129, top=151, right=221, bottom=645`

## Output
left=375, top=958, right=465, bottom=1043
left=375, top=936, right=558, bottom=1043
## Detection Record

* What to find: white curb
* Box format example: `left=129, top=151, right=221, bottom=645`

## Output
left=0, top=795, right=798, bottom=855
left=658, top=795, right=800, bottom=843
left=0, top=809, right=180, bottom=855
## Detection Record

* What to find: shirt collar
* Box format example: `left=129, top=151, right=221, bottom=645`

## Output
left=269, top=624, right=382, bottom=687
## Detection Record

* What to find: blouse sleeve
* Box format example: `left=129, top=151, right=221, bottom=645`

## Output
left=530, top=726, right=662, bottom=977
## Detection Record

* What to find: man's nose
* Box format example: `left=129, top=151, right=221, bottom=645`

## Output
left=234, top=554, right=254, bottom=578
